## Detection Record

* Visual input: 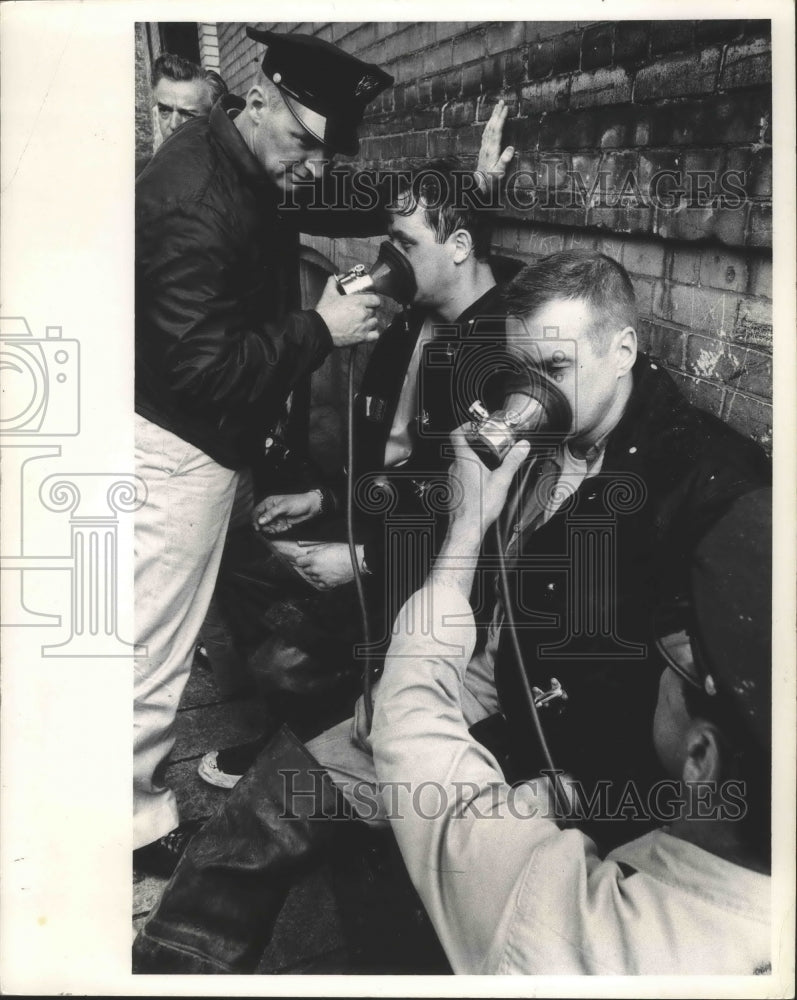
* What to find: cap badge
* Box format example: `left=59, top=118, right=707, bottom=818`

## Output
left=354, top=73, right=381, bottom=98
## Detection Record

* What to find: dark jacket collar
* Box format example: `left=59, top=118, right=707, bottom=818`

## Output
left=491, top=253, right=525, bottom=287
left=457, top=282, right=502, bottom=326
left=210, top=95, right=272, bottom=197
left=604, top=353, right=688, bottom=462
left=457, top=254, right=524, bottom=325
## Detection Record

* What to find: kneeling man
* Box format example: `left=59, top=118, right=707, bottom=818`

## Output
left=371, top=428, right=771, bottom=975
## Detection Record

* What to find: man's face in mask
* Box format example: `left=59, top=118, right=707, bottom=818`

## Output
left=386, top=199, right=461, bottom=312
left=506, top=299, right=636, bottom=458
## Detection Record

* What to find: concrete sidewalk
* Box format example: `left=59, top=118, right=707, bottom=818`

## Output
left=132, top=653, right=450, bottom=975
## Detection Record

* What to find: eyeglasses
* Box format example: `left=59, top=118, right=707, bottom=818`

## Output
left=655, top=628, right=717, bottom=697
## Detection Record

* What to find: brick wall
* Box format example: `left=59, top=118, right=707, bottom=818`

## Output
left=198, top=23, right=221, bottom=73
left=217, top=20, right=772, bottom=451
left=134, top=24, right=155, bottom=162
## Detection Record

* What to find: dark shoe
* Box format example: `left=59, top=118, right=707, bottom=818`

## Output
left=133, top=725, right=348, bottom=974
left=198, top=733, right=272, bottom=789
left=133, top=818, right=207, bottom=879
left=193, top=642, right=211, bottom=670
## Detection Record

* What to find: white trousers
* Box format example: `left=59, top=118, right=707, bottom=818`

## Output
left=133, top=414, right=238, bottom=848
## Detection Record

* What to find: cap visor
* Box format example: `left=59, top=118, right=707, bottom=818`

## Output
left=655, top=630, right=703, bottom=689
left=280, top=91, right=329, bottom=149
left=281, top=91, right=358, bottom=156
left=245, top=27, right=271, bottom=44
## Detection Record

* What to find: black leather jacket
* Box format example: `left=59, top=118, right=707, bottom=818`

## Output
left=135, top=96, right=381, bottom=469
left=334, top=257, right=521, bottom=622
left=276, top=257, right=521, bottom=627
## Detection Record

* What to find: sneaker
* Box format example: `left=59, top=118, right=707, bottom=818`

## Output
left=197, top=733, right=272, bottom=789
left=133, top=817, right=206, bottom=878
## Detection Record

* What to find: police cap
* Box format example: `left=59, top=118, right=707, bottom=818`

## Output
left=246, top=27, right=393, bottom=156
left=657, top=488, right=772, bottom=750
left=691, top=488, right=772, bottom=748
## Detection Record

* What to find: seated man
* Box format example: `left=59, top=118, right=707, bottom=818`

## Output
left=371, top=431, right=772, bottom=975
left=466, top=250, right=771, bottom=850
left=198, top=136, right=520, bottom=786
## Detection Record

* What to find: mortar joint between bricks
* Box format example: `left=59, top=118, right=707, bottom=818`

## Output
left=716, top=41, right=731, bottom=84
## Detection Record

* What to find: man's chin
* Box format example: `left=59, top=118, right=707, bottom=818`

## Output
left=264, top=169, right=294, bottom=192
left=273, top=175, right=314, bottom=199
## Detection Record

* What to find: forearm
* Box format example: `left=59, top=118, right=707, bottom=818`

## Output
left=372, top=582, right=561, bottom=971
left=428, top=516, right=484, bottom=599
left=371, top=432, right=610, bottom=972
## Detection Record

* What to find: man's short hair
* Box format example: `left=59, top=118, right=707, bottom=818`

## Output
left=502, top=249, right=638, bottom=351
left=204, top=70, right=228, bottom=104
left=151, top=53, right=205, bottom=88
left=390, top=157, right=494, bottom=261
left=680, top=676, right=771, bottom=867
left=151, top=54, right=228, bottom=104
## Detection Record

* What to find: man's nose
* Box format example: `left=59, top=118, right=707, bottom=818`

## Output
left=302, top=157, right=325, bottom=180
left=167, top=109, right=181, bottom=132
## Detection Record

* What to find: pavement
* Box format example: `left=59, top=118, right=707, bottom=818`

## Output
left=132, top=650, right=451, bottom=975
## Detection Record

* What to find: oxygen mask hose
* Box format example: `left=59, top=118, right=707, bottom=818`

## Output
left=346, top=346, right=375, bottom=731
left=482, top=374, right=573, bottom=823
left=338, top=246, right=416, bottom=732
left=494, top=517, right=573, bottom=823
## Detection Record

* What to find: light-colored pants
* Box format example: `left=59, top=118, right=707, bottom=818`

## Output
left=133, top=414, right=238, bottom=849
left=197, top=470, right=255, bottom=697
left=307, top=643, right=500, bottom=826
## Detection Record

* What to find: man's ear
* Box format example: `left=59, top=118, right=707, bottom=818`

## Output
left=244, top=84, right=268, bottom=125
left=613, top=325, right=637, bottom=378
left=451, top=228, right=474, bottom=264
left=682, top=720, right=724, bottom=784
